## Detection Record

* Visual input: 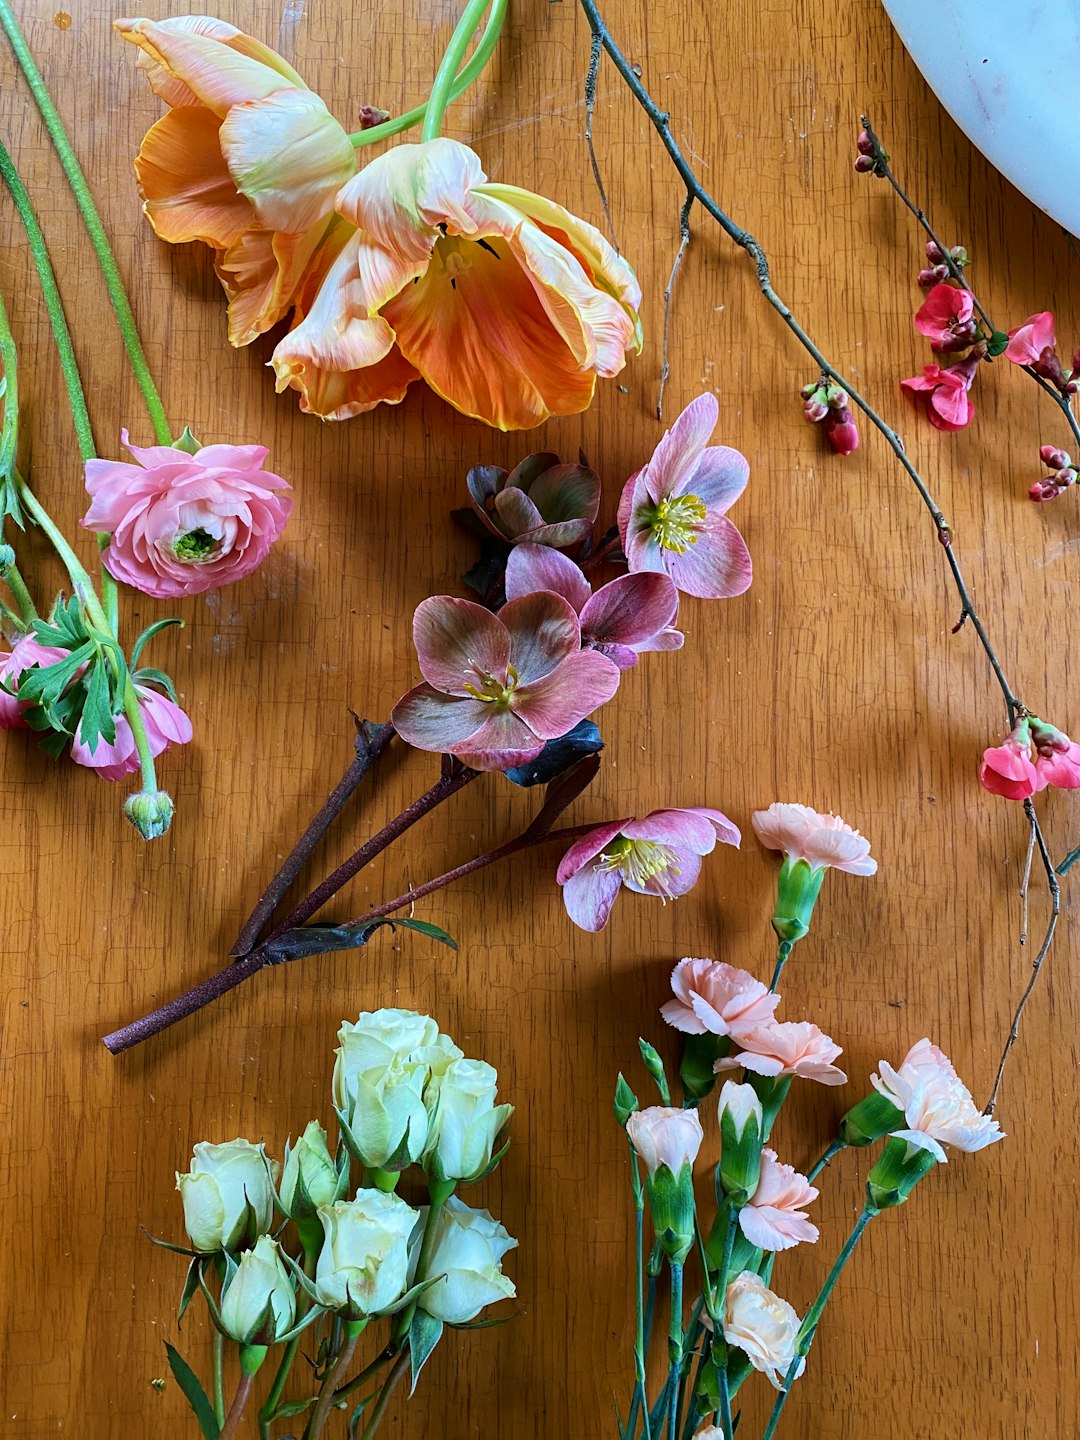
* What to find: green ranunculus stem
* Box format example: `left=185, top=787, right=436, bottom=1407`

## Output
left=0, top=0, right=172, bottom=445
left=760, top=1206, right=877, bottom=1440
left=212, top=1331, right=226, bottom=1427
left=352, top=0, right=507, bottom=147
left=2, top=556, right=38, bottom=625
left=421, top=0, right=501, bottom=143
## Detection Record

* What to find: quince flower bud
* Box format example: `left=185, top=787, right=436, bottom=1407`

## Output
left=123, top=789, right=175, bottom=840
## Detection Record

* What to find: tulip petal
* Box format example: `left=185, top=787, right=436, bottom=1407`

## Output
left=579, top=572, right=679, bottom=649
left=219, top=89, right=356, bottom=233
left=134, top=106, right=253, bottom=247
left=412, top=596, right=510, bottom=694
left=561, top=864, right=623, bottom=931
left=500, top=591, right=582, bottom=684
left=665, top=517, right=753, bottom=600
left=335, top=138, right=485, bottom=262
left=115, top=16, right=306, bottom=116
left=504, top=544, right=591, bottom=612
left=644, top=393, right=719, bottom=504
left=511, top=649, right=620, bottom=739
left=215, top=223, right=327, bottom=346
left=390, top=684, right=493, bottom=751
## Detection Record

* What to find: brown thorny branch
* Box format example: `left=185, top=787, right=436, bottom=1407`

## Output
left=577, top=0, right=1062, bottom=1115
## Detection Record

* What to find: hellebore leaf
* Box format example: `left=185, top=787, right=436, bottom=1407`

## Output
left=262, top=917, right=458, bottom=964
left=503, top=721, right=604, bottom=789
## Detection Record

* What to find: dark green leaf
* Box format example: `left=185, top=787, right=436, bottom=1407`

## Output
left=274, top=1396, right=316, bottom=1419
left=130, top=617, right=183, bottom=670
left=77, top=656, right=117, bottom=751
left=164, top=1342, right=220, bottom=1439
left=177, top=1256, right=202, bottom=1325
left=263, top=917, right=457, bottom=965
left=408, top=1312, right=443, bottom=1396
left=503, top=721, right=603, bottom=787
left=986, top=330, right=1010, bottom=358
left=17, top=641, right=93, bottom=703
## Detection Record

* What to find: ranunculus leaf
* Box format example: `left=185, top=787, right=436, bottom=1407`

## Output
left=503, top=722, right=603, bottom=788
left=164, top=1342, right=220, bottom=1440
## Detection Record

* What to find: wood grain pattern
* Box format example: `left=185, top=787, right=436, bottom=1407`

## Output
left=0, top=1, right=1076, bottom=1435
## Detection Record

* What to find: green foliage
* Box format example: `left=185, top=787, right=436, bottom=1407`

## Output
left=164, top=1342, right=220, bottom=1440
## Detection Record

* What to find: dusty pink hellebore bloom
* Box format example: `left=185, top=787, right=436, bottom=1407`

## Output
left=872, top=1037, right=1004, bottom=1162
left=0, top=635, right=69, bottom=729
left=1004, top=311, right=1056, bottom=365
left=504, top=543, right=682, bottom=670
left=739, top=1148, right=819, bottom=1252
left=391, top=592, right=620, bottom=772
left=467, top=454, right=601, bottom=549
left=557, top=807, right=740, bottom=932
left=715, top=1019, right=847, bottom=1086
left=70, top=683, right=193, bottom=781
left=617, top=393, right=752, bottom=600
left=751, top=802, right=876, bottom=875
left=660, top=957, right=780, bottom=1036
left=900, top=358, right=977, bottom=431
left=82, top=431, right=292, bottom=598
left=913, top=283, right=976, bottom=352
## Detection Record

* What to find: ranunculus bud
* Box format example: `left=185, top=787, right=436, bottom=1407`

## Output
left=219, top=1234, right=295, bottom=1344
left=123, top=789, right=175, bottom=840
left=866, top=1134, right=938, bottom=1210
left=176, top=1139, right=279, bottom=1253
left=279, top=1120, right=340, bottom=1221
left=314, top=1191, right=419, bottom=1318
left=410, top=1196, right=517, bottom=1324
left=423, top=1057, right=513, bottom=1185
left=332, top=1009, right=460, bottom=1175
left=627, top=1106, right=703, bottom=1263
left=717, top=1081, right=764, bottom=1205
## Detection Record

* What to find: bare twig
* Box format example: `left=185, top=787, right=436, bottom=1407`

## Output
left=657, top=192, right=693, bottom=420
left=1018, top=814, right=1036, bottom=946
left=584, top=28, right=619, bottom=250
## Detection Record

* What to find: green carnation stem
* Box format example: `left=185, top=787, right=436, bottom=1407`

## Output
left=0, top=0, right=172, bottom=445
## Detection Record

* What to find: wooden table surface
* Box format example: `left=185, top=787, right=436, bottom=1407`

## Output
left=1, top=1, right=1077, bottom=1436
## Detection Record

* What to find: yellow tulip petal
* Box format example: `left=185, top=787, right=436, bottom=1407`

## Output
left=219, top=89, right=356, bottom=234
left=134, top=106, right=252, bottom=248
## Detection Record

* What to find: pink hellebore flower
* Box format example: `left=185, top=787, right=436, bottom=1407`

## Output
left=739, top=1148, right=819, bottom=1252
left=660, top=957, right=780, bottom=1037
left=1004, top=311, right=1056, bottom=366
left=900, top=356, right=978, bottom=431
left=391, top=593, right=620, bottom=772
left=71, top=683, right=193, bottom=782
left=556, top=807, right=740, bottom=932
left=913, top=283, right=976, bottom=353
left=715, top=1019, right=847, bottom=1086
left=467, top=454, right=601, bottom=549
left=83, top=432, right=291, bottom=598
left=504, top=543, right=682, bottom=670
left=617, top=393, right=752, bottom=600
left=872, top=1037, right=1004, bottom=1163
left=0, top=635, right=69, bottom=729
left=751, top=802, right=876, bottom=876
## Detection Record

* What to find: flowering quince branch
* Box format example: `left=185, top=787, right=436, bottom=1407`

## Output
left=149, top=1009, right=517, bottom=1440
left=615, top=815, right=1002, bottom=1440
left=574, top=0, right=1064, bottom=1112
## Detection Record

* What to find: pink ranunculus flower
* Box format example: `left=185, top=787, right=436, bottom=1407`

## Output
left=1004, top=311, right=1056, bottom=365
left=739, top=1147, right=819, bottom=1252
left=71, top=683, right=193, bottom=782
left=751, top=802, right=876, bottom=876
left=0, top=635, right=69, bottom=729
left=556, top=807, right=740, bottom=932
left=626, top=1105, right=703, bottom=1176
left=617, top=393, right=752, bottom=600
left=660, top=957, right=781, bottom=1037
left=900, top=356, right=978, bottom=431
left=81, top=430, right=292, bottom=598
left=715, top=1019, right=847, bottom=1086
left=723, top=1271, right=805, bottom=1391
left=390, top=592, right=620, bottom=772
left=871, top=1037, right=1004, bottom=1163
left=504, top=543, right=682, bottom=670
left=913, top=283, right=976, bottom=353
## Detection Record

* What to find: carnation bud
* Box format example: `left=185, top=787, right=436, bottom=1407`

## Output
left=866, top=1134, right=938, bottom=1211
left=717, top=1082, right=763, bottom=1206
left=1040, top=445, right=1072, bottom=470
left=839, top=1090, right=904, bottom=1147
left=613, top=1073, right=639, bottom=1127
left=626, top=1107, right=702, bottom=1262
left=123, top=789, right=175, bottom=840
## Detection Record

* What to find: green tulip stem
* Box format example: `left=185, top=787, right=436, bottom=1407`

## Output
left=304, top=1321, right=366, bottom=1440
left=0, top=0, right=172, bottom=444
left=218, top=1370, right=255, bottom=1440
left=350, top=0, right=508, bottom=148
left=769, top=939, right=793, bottom=993
left=211, top=1332, right=226, bottom=1426
left=421, top=0, right=499, bottom=142
left=760, top=1207, right=877, bottom=1440
left=357, top=1346, right=410, bottom=1440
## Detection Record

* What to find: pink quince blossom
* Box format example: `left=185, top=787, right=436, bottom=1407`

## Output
left=556, top=807, right=740, bottom=932
left=900, top=357, right=978, bottom=431
left=871, top=1037, right=1004, bottom=1162
left=617, top=393, right=752, bottom=600
left=1004, top=311, right=1056, bottom=366
left=82, top=431, right=292, bottom=598
left=0, top=635, right=69, bottom=729
left=504, top=543, right=682, bottom=670
left=739, top=1148, right=819, bottom=1252
left=751, top=802, right=876, bottom=875
left=660, top=957, right=780, bottom=1036
left=391, top=592, right=620, bottom=772
left=979, top=716, right=1080, bottom=799
left=71, top=683, right=193, bottom=782
left=715, top=1019, right=847, bottom=1086
left=913, top=284, right=976, bottom=353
